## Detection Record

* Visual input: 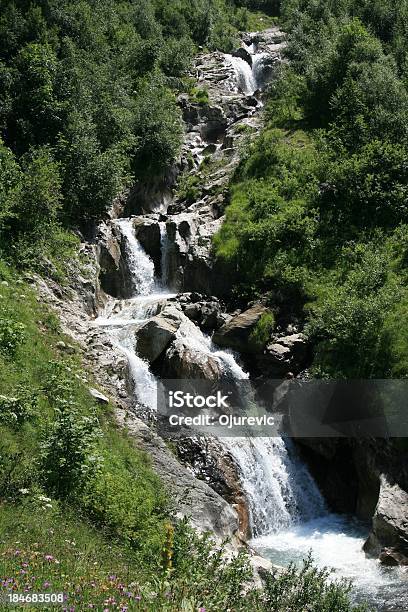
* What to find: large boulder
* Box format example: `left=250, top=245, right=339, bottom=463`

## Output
left=213, top=304, right=269, bottom=353
left=135, top=305, right=184, bottom=364
left=232, top=47, right=252, bottom=66
left=163, top=340, right=223, bottom=380
left=257, top=333, right=308, bottom=376
left=364, top=475, right=408, bottom=563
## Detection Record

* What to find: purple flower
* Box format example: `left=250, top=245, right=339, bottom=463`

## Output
left=199, top=608, right=206, bottom=612
left=43, top=581, right=51, bottom=588
left=14, top=550, right=21, bottom=556
left=44, top=555, right=54, bottom=562
left=120, top=607, right=128, bottom=612
left=108, top=575, right=117, bottom=581
left=135, top=596, right=141, bottom=601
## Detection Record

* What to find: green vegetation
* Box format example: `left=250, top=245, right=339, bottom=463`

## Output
left=0, top=259, right=362, bottom=609
left=0, top=0, right=382, bottom=608
left=216, top=0, right=408, bottom=378
left=0, top=0, right=251, bottom=271
left=249, top=311, right=276, bottom=350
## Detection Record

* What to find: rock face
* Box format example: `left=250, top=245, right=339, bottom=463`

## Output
left=175, top=437, right=250, bottom=538
left=133, top=216, right=162, bottom=274
left=135, top=316, right=180, bottom=364
left=163, top=339, right=222, bottom=380
left=213, top=304, right=269, bottom=353
left=115, top=408, right=239, bottom=540
left=364, top=475, right=408, bottom=561
left=256, top=333, right=308, bottom=377
left=97, top=223, right=133, bottom=299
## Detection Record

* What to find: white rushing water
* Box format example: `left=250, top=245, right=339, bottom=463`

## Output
left=93, top=40, right=408, bottom=608
left=224, top=437, right=326, bottom=536
left=98, top=214, right=407, bottom=612
left=226, top=55, right=257, bottom=95
left=116, top=218, right=156, bottom=295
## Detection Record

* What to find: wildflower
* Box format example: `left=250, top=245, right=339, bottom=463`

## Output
left=14, top=550, right=21, bottom=556
left=19, top=489, right=29, bottom=495
left=135, top=595, right=141, bottom=601
left=22, top=563, right=29, bottom=568
left=199, top=608, right=206, bottom=612
left=44, top=555, right=54, bottom=562
left=108, top=575, right=117, bottom=581
left=43, top=581, right=51, bottom=588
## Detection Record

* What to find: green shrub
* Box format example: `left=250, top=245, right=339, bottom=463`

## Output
left=176, top=172, right=201, bottom=203
left=249, top=311, right=276, bottom=349
left=0, top=312, right=25, bottom=358
left=0, top=388, right=38, bottom=429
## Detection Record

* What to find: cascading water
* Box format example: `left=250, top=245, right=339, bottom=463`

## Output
left=116, top=218, right=156, bottom=296
left=223, top=437, right=326, bottom=537
left=226, top=55, right=257, bottom=95
left=92, top=34, right=408, bottom=611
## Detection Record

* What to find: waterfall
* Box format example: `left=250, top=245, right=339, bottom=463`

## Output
left=116, top=218, right=156, bottom=296
left=111, top=206, right=327, bottom=545
left=252, top=52, right=270, bottom=90
left=223, top=437, right=326, bottom=536
left=91, top=32, right=407, bottom=610
left=226, top=55, right=257, bottom=95
left=159, top=222, right=171, bottom=290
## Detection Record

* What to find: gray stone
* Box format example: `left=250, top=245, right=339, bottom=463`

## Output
left=135, top=315, right=181, bottom=364
left=163, top=341, right=222, bottom=380
left=213, top=304, right=269, bottom=353
left=89, top=388, right=110, bottom=405
left=258, top=333, right=308, bottom=376
left=116, top=408, right=239, bottom=540
left=232, top=47, right=252, bottom=66
left=364, top=475, right=408, bottom=563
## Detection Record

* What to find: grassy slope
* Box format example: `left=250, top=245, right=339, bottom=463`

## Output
left=0, top=261, right=170, bottom=608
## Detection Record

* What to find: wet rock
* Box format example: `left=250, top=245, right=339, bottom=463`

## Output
left=133, top=217, right=161, bottom=274
left=175, top=436, right=250, bottom=537
left=116, top=408, right=240, bottom=541
left=213, top=304, right=269, bottom=353
left=364, top=475, right=408, bottom=562
left=379, top=547, right=408, bottom=566
left=164, top=341, right=222, bottom=380
left=98, top=223, right=133, bottom=299
left=135, top=314, right=181, bottom=364
left=232, top=47, right=252, bottom=66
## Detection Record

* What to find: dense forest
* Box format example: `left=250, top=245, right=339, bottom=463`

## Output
left=0, top=0, right=257, bottom=275
left=216, top=0, right=408, bottom=378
